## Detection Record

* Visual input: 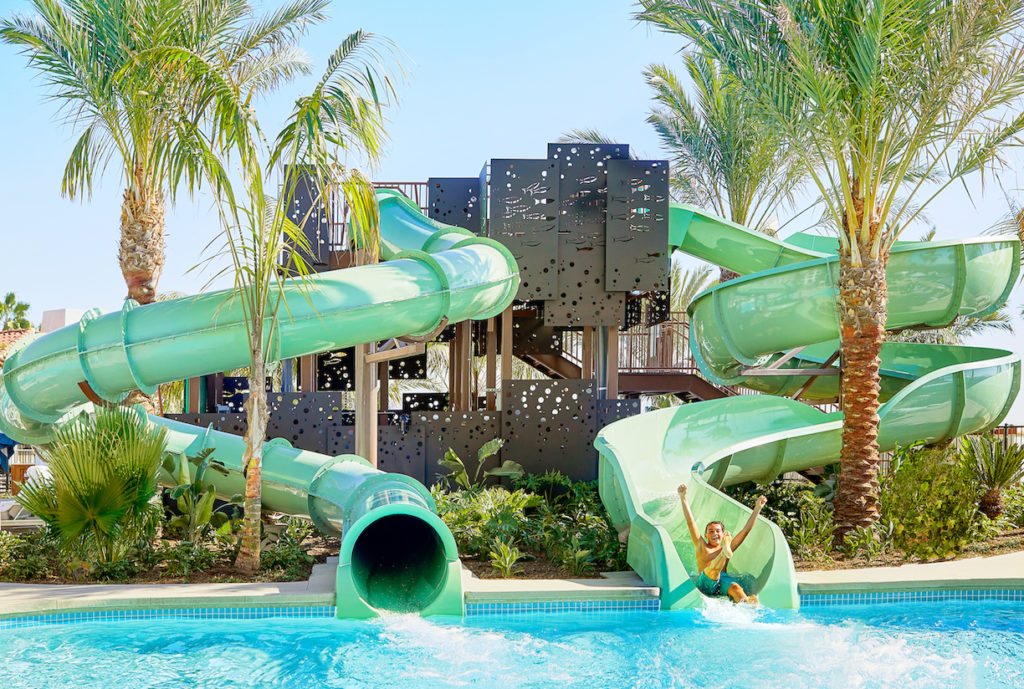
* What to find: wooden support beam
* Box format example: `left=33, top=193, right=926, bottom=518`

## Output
left=606, top=327, right=619, bottom=399
left=185, top=377, right=201, bottom=414
left=582, top=326, right=594, bottom=379
left=500, top=306, right=513, bottom=409
left=354, top=342, right=378, bottom=467
left=378, top=360, right=389, bottom=411
left=448, top=339, right=458, bottom=411
left=486, top=317, right=497, bottom=411
left=299, top=354, right=316, bottom=393
left=457, top=321, right=473, bottom=410
left=764, top=345, right=808, bottom=370
left=365, top=341, right=425, bottom=364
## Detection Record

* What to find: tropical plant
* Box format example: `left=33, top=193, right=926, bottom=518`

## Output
left=15, top=406, right=166, bottom=563
left=438, top=438, right=523, bottom=490
left=487, top=539, right=523, bottom=578
left=161, top=448, right=242, bottom=543
left=670, top=262, right=714, bottom=313
left=0, top=292, right=31, bottom=330
left=959, top=434, right=1024, bottom=519
left=645, top=49, right=805, bottom=280
left=880, top=444, right=979, bottom=559
left=1, top=0, right=329, bottom=304
left=640, top=0, right=1024, bottom=540
left=184, top=28, right=401, bottom=574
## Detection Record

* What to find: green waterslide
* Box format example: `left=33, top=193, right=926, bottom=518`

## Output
left=0, top=189, right=519, bottom=618
left=595, top=203, right=1021, bottom=610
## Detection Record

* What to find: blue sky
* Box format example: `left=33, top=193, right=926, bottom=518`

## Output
left=1, top=0, right=1021, bottom=421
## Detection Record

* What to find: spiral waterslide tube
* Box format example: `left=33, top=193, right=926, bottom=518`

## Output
left=595, top=204, right=1021, bottom=610
left=0, top=189, right=519, bottom=618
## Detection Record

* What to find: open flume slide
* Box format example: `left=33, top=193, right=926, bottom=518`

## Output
left=0, top=189, right=519, bottom=618
left=595, top=204, right=1021, bottom=610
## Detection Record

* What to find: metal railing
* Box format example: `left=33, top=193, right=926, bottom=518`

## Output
left=326, top=181, right=430, bottom=252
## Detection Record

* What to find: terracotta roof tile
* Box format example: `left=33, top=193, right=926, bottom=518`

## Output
left=0, top=329, right=35, bottom=366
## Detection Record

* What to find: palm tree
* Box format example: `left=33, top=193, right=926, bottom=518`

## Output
left=959, top=434, right=1024, bottom=519
left=645, top=50, right=801, bottom=280
left=639, top=0, right=1024, bottom=539
left=190, top=30, right=399, bottom=573
left=1, top=0, right=328, bottom=304
left=0, top=292, right=31, bottom=330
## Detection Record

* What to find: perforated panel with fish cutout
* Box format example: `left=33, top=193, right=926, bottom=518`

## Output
left=317, top=348, right=354, bottom=391
left=501, top=379, right=598, bottom=481
left=645, top=290, right=671, bottom=327
left=606, top=159, right=669, bottom=291
left=415, top=411, right=502, bottom=486
left=489, top=159, right=560, bottom=300
left=428, top=177, right=482, bottom=233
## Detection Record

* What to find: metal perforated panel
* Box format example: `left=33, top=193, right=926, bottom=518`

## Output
left=416, top=411, right=502, bottom=486
left=266, top=392, right=346, bottom=453
left=543, top=143, right=631, bottom=327
left=645, top=291, right=671, bottom=327
left=403, top=393, right=449, bottom=412
left=388, top=352, right=427, bottom=380
left=317, top=348, right=354, bottom=391
left=378, top=425, right=426, bottom=483
left=597, top=399, right=641, bottom=430
left=488, top=158, right=560, bottom=300
left=606, top=159, right=670, bottom=291
left=428, top=177, right=482, bottom=233
left=501, top=379, right=598, bottom=481
left=284, top=166, right=331, bottom=266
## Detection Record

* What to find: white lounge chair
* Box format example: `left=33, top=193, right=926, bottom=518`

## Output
left=0, top=499, right=45, bottom=533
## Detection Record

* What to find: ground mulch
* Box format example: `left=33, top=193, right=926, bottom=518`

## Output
left=461, top=549, right=602, bottom=579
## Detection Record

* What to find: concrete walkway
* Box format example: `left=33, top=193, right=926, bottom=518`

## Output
left=797, top=549, right=1024, bottom=594
left=3, top=551, right=1023, bottom=619
left=0, top=559, right=337, bottom=618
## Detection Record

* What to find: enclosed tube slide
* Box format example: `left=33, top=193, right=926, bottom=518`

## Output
left=0, top=189, right=519, bottom=618
left=595, top=204, right=1021, bottom=610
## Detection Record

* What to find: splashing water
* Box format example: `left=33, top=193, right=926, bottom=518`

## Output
left=1, top=601, right=1021, bottom=689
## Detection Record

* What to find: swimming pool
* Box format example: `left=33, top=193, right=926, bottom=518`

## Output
left=2, top=600, right=1021, bottom=688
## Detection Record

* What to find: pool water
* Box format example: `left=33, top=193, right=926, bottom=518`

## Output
left=2, top=600, right=1022, bottom=689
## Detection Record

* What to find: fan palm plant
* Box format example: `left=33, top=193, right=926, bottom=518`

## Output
left=639, top=0, right=1024, bottom=539
left=959, top=434, right=1024, bottom=519
left=1, top=0, right=328, bottom=304
left=15, top=406, right=166, bottom=563
left=645, top=50, right=803, bottom=280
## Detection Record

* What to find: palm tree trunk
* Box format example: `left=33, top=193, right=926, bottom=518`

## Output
left=235, top=332, right=268, bottom=574
left=833, top=250, right=887, bottom=544
left=119, top=167, right=165, bottom=305
left=719, top=267, right=740, bottom=283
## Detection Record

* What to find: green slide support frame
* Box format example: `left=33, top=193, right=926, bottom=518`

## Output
left=0, top=189, right=519, bottom=618
left=596, top=202, right=1021, bottom=610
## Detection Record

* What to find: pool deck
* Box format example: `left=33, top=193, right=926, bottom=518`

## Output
left=1, top=550, right=1022, bottom=618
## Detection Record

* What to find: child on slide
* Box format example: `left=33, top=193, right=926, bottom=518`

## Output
left=676, top=484, right=766, bottom=605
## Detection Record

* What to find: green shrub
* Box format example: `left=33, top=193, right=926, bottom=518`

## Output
left=261, top=540, right=314, bottom=579
left=160, top=542, right=217, bottom=578
left=161, top=448, right=242, bottom=543
left=434, top=474, right=627, bottom=575
left=880, top=445, right=979, bottom=559
left=725, top=478, right=817, bottom=542
left=91, top=559, right=141, bottom=581
left=1002, top=482, right=1024, bottom=528
left=789, top=496, right=836, bottom=562
left=0, top=531, right=55, bottom=581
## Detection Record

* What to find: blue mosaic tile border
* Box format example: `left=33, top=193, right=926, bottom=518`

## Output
left=0, top=605, right=336, bottom=630
left=800, top=588, right=1024, bottom=606
left=465, top=599, right=661, bottom=616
